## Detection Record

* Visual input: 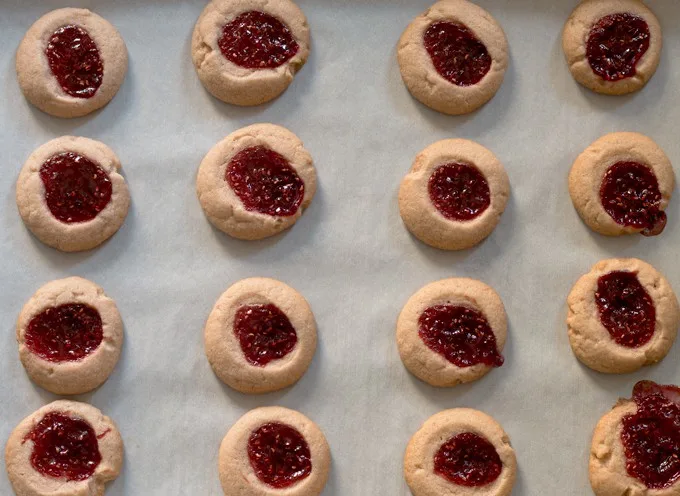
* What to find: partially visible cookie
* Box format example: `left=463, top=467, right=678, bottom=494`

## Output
left=404, top=408, right=517, bottom=496
left=219, top=406, right=330, bottom=496
left=192, top=0, right=310, bottom=106
left=5, top=400, right=123, bottom=496
left=399, top=139, right=510, bottom=250
left=16, top=8, right=128, bottom=118
left=204, top=277, right=317, bottom=394
left=196, top=124, right=316, bottom=240
left=397, top=278, right=507, bottom=387
left=562, top=0, right=662, bottom=95
left=567, top=258, right=679, bottom=374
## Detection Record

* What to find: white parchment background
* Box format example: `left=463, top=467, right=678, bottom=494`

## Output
left=1, top=1, right=680, bottom=494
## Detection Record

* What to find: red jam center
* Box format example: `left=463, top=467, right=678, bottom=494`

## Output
left=600, top=161, right=666, bottom=236
left=247, top=422, right=312, bottom=488
left=45, top=25, right=103, bottom=99
left=586, top=13, right=650, bottom=82
left=234, top=304, right=297, bottom=367
left=434, top=432, right=502, bottom=487
left=226, top=146, right=304, bottom=217
left=595, top=271, right=655, bottom=348
left=621, top=381, right=680, bottom=489
left=423, top=21, right=492, bottom=86
left=418, top=304, right=503, bottom=368
left=24, top=412, right=101, bottom=481
left=40, top=152, right=113, bottom=224
left=218, top=11, right=299, bottom=69
left=428, top=163, right=491, bottom=221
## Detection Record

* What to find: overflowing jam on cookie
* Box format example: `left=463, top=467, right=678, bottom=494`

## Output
left=218, top=11, right=299, bottom=69
left=418, top=304, right=503, bottom=367
left=586, top=13, right=650, bottom=82
left=423, top=21, right=492, bottom=86
left=434, top=432, right=502, bottom=487
left=248, top=422, right=312, bottom=488
left=428, top=163, right=491, bottom=221
left=234, top=304, right=297, bottom=366
left=45, top=25, right=103, bottom=99
left=25, top=304, right=104, bottom=362
left=620, top=381, right=680, bottom=489
left=600, top=161, right=666, bottom=236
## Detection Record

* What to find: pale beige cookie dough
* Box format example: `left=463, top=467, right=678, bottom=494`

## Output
left=16, top=277, right=123, bottom=395
left=399, top=139, right=509, bottom=250
left=397, top=278, right=507, bottom=387
left=397, top=0, right=508, bottom=115
left=16, top=8, right=128, bottom=118
left=196, top=123, right=316, bottom=240
left=562, top=0, right=662, bottom=95
left=569, top=132, right=674, bottom=237
left=192, top=0, right=310, bottom=106
left=567, top=258, right=679, bottom=374
left=219, top=406, right=330, bottom=496
left=404, top=408, right=517, bottom=496
left=204, top=277, right=316, bottom=394
left=5, top=400, right=123, bottom=496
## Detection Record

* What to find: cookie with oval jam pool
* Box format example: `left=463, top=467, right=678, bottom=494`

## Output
left=5, top=400, right=123, bottom=496
left=192, top=0, right=310, bottom=106
left=404, top=408, right=517, bottom=496
left=16, top=8, right=128, bottom=118
left=219, top=406, right=330, bottom=496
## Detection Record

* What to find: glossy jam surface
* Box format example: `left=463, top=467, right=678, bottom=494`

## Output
left=428, top=163, right=491, bottom=221
left=621, top=381, right=680, bottom=489
left=234, top=304, right=297, bottom=366
left=45, top=25, right=103, bottom=99
left=226, top=146, right=304, bottom=217
left=600, top=161, right=666, bottom=236
left=423, top=21, right=492, bottom=86
left=586, top=13, right=650, bottom=82
left=40, top=152, right=112, bottom=224
left=25, top=304, right=103, bottom=362
left=218, top=11, right=299, bottom=69
left=434, top=432, right=502, bottom=487
left=25, top=412, right=101, bottom=481
left=247, top=422, right=311, bottom=488
left=418, top=304, right=503, bottom=368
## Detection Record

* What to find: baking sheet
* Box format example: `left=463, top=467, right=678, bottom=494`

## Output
left=2, top=0, right=680, bottom=494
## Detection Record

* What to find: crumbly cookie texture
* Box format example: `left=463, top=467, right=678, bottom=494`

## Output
left=567, top=258, right=679, bottom=374
left=397, top=0, right=508, bottom=115
left=196, top=123, right=316, bottom=240
left=219, top=406, right=330, bottom=496
left=562, top=0, right=662, bottom=95
left=568, top=132, right=674, bottom=236
left=399, top=139, right=509, bottom=250
left=204, top=277, right=317, bottom=394
left=5, top=400, right=123, bottom=496
left=404, top=408, right=517, bottom=496
left=192, top=0, right=310, bottom=106
left=397, top=278, right=507, bottom=387
left=16, top=8, right=128, bottom=118
left=16, top=136, right=131, bottom=252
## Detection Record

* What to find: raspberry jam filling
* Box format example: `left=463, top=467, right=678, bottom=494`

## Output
left=25, top=304, right=103, bottom=362
left=40, top=152, right=113, bottom=224
left=24, top=412, right=101, bottom=481
left=423, top=21, right=492, bottom=86
left=428, top=163, right=491, bottom=221
left=248, top=422, right=312, bottom=488
left=226, top=146, right=304, bottom=217
left=234, top=304, right=297, bottom=366
left=434, top=432, right=502, bottom=487
left=418, top=304, right=503, bottom=368
left=218, top=11, right=299, bottom=69
left=586, top=13, right=650, bottom=82
left=45, top=25, right=103, bottom=99
left=600, top=161, right=666, bottom=236
left=621, top=381, right=680, bottom=489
